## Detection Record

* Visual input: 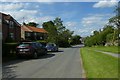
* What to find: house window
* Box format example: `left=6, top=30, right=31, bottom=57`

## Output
left=9, top=21, right=14, bottom=28
left=10, top=33, right=14, bottom=39
left=34, top=33, right=37, bottom=36
left=40, top=37, right=43, bottom=40
left=5, top=20, right=9, bottom=24
left=26, top=32, right=30, bottom=37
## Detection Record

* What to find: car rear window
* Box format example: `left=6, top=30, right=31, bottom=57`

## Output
left=19, top=43, right=31, bottom=47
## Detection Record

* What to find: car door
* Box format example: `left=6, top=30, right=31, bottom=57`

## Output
left=32, top=43, right=39, bottom=53
left=37, top=43, right=44, bottom=54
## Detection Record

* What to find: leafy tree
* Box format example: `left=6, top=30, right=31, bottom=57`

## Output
left=93, top=30, right=99, bottom=35
left=27, top=22, right=39, bottom=27
left=58, top=29, right=74, bottom=47
left=71, top=35, right=81, bottom=45
left=23, top=22, right=27, bottom=25
left=53, top=17, right=66, bottom=34
left=106, top=33, right=114, bottom=42
left=53, top=17, right=74, bottom=47
left=84, top=25, right=115, bottom=46
left=42, top=17, right=74, bottom=47
left=109, top=16, right=120, bottom=27
left=84, top=4, right=120, bottom=47
left=42, top=21, right=58, bottom=44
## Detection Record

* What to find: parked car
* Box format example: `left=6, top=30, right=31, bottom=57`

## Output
left=16, top=42, right=47, bottom=58
left=46, top=43, right=58, bottom=52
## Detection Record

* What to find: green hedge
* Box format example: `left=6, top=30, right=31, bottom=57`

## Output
left=35, top=40, right=47, bottom=46
left=2, top=43, right=19, bottom=57
left=58, top=40, right=70, bottom=48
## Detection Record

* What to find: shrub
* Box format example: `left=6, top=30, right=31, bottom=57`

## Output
left=2, top=43, right=18, bottom=57
left=35, top=40, right=47, bottom=46
left=58, top=40, right=70, bottom=47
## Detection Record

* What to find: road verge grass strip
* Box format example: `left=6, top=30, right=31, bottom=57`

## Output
left=80, top=47, right=119, bottom=78
left=87, top=46, right=119, bottom=54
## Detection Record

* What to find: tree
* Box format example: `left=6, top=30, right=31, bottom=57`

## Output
left=27, top=22, right=39, bottom=27
left=58, top=29, right=74, bottom=47
left=53, top=17, right=74, bottom=47
left=71, top=35, right=81, bottom=45
left=84, top=25, right=115, bottom=46
left=42, top=21, right=58, bottom=44
left=53, top=17, right=65, bottom=34
left=93, top=30, right=99, bottom=35
left=42, top=17, right=74, bottom=47
left=84, top=4, right=120, bottom=47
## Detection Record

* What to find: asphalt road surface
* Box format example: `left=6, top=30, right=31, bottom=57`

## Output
left=2, top=45, right=84, bottom=78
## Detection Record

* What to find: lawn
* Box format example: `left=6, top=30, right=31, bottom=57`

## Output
left=80, top=47, right=119, bottom=78
left=88, top=46, right=119, bottom=54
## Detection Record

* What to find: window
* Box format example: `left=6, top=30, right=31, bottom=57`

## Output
left=34, top=33, right=37, bottom=36
left=26, top=32, right=30, bottom=37
left=40, top=37, right=43, bottom=40
left=5, top=20, right=9, bottom=24
left=10, top=33, right=14, bottom=39
left=9, top=21, right=14, bottom=28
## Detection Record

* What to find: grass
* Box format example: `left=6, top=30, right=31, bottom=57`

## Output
left=88, top=46, right=120, bottom=54
left=80, top=47, right=119, bottom=78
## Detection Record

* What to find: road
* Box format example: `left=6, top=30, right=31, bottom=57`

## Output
left=2, top=45, right=84, bottom=78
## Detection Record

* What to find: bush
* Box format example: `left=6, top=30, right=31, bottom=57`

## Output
left=58, top=40, right=70, bottom=47
left=2, top=43, right=18, bottom=57
left=35, top=40, right=47, bottom=47
left=5, top=37, right=16, bottom=43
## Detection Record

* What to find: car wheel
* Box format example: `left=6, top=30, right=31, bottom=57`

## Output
left=33, top=52, right=38, bottom=59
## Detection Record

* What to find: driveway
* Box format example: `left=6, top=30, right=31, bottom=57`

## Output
left=2, top=45, right=83, bottom=78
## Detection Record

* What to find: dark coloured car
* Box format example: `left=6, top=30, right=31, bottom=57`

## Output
left=16, top=42, right=47, bottom=58
left=46, top=43, right=58, bottom=52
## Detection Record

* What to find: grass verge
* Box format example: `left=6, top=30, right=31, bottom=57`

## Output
left=80, top=47, right=119, bottom=78
left=88, top=46, right=119, bottom=54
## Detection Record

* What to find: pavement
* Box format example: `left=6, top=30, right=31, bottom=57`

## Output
left=2, top=45, right=84, bottom=78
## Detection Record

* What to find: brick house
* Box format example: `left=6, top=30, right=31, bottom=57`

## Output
left=1, top=12, right=21, bottom=42
left=21, top=25, right=48, bottom=41
left=1, top=12, right=48, bottom=42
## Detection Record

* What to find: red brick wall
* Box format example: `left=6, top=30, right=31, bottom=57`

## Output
left=15, top=26, right=21, bottom=42
left=2, top=13, right=21, bottom=42
left=2, top=24, right=9, bottom=42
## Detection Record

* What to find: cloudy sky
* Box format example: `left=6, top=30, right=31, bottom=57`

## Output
left=0, top=0, right=119, bottom=37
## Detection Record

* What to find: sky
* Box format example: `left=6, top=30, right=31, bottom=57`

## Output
left=0, top=0, right=119, bottom=37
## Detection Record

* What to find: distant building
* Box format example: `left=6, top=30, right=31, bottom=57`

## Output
left=1, top=12, right=21, bottom=42
left=21, top=25, right=48, bottom=41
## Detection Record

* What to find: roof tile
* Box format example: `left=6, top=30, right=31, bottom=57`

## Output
left=21, top=25, right=48, bottom=33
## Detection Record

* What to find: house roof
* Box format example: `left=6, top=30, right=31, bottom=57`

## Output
left=21, top=25, right=48, bottom=33
left=21, top=25, right=32, bottom=32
